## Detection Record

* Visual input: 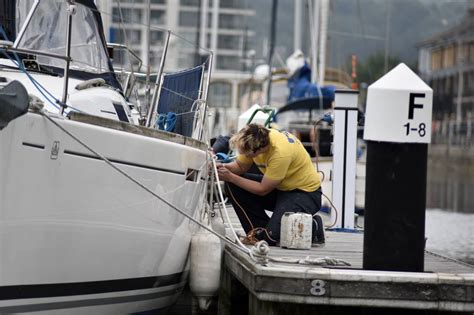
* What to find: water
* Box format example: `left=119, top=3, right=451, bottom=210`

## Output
left=425, top=209, right=474, bottom=265
left=426, top=154, right=474, bottom=265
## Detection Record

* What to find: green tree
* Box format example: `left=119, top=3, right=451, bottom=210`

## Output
left=356, top=51, right=402, bottom=86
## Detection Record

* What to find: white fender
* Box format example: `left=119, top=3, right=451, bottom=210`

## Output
left=189, top=228, right=223, bottom=311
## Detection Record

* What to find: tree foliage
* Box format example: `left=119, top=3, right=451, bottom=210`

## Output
left=355, top=51, right=402, bottom=85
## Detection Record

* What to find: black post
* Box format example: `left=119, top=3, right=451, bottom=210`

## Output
left=266, top=0, right=278, bottom=104
left=363, top=141, right=427, bottom=272
left=362, top=63, right=432, bottom=273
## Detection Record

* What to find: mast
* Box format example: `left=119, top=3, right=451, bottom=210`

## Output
left=293, top=0, right=302, bottom=51
left=318, top=0, right=329, bottom=85
left=266, top=0, right=278, bottom=105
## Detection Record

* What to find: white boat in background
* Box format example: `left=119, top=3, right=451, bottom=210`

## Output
left=0, top=0, right=212, bottom=313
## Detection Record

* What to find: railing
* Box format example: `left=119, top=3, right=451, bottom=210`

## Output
left=431, top=117, right=474, bottom=147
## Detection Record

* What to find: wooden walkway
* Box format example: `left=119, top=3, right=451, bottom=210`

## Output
left=218, top=206, right=474, bottom=314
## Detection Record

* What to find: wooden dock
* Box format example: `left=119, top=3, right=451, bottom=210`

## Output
left=217, top=208, right=474, bottom=314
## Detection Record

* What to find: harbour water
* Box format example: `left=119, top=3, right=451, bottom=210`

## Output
left=426, top=153, right=474, bottom=265
left=425, top=209, right=474, bottom=265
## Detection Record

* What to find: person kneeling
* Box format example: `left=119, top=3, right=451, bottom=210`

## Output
left=217, top=124, right=325, bottom=246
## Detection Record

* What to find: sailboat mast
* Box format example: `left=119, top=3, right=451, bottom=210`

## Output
left=294, top=0, right=302, bottom=51
left=308, top=0, right=320, bottom=84
left=145, top=0, right=151, bottom=114
left=318, top=0, right=329, bottom=85
left=266, top=0, right=278, bottom=105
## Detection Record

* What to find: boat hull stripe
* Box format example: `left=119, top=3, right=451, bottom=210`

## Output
left=22, top=142, right=45, bottom=149
left=0, top=289, right=179, bottom=313
left=0, top=273, right=185, bottom=300
left=63, top=150, right=185, bottom=175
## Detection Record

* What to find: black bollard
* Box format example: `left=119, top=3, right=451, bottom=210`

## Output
left=362, top=63, right=433, bottom=272
left=363, top=141, right=427, bottom=271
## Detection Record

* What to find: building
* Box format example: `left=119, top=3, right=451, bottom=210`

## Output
left=417, top=1, right=474, bottom=125
left=96, top=0, right=257, bottom=123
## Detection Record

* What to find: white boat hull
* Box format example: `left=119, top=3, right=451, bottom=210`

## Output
left=0, top=112, right=207, bottom=313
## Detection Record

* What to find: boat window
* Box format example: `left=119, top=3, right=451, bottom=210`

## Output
left=15, top=0, right=110, bottom=74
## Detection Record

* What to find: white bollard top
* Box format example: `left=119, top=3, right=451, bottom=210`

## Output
left=364, top=63, right=433, bottom=144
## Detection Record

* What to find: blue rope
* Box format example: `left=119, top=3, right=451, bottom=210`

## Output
left=156, top=113, right=166, bottom=130
left=156, top=112, right=176, bottom=132
left=165, top=112, right=176, bottom=132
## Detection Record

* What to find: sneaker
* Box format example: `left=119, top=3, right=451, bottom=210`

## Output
left=312, top=214, right=325, bottom=246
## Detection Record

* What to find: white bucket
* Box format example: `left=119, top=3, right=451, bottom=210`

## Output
left=280, top=212, right=312, bottom=249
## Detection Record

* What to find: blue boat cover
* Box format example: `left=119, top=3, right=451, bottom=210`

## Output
left=157, top=66, right=203, bottom=137
left=287, top=63, right=336, bottom=103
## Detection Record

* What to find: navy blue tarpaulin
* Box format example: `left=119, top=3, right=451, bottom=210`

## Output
left=157, top=65, right=204, bottom=137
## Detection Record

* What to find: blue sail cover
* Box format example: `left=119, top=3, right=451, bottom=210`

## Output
left=157, top=65, right=203, bottom=137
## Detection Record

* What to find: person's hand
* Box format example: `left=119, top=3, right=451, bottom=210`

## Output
left=217, top=165, right=233, bottom=182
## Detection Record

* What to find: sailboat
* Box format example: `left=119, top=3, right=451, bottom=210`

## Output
left=0, top=0, right=211, bottom=313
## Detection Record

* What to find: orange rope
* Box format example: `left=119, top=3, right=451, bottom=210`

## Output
left=225, top=183, right=277, bottom=242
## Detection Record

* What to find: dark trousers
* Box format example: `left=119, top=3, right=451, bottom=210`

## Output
left=225, top=174, right=322, bottom=241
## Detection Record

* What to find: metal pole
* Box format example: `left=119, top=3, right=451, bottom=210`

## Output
left=146, top=30, right=171, bottom=128
left=60, top=1, right=75, bottom=115
left=210, top=0, right=219, bottom=73
left=308, top=0, right=319, bottom=84
left=198, top=52, right=214, bottom=140
left=145, top=0, right=152, bottom=118
left=199, top=0, right=209, bottom=50
left=13, top=0, right=40, bottom=48
left=266, top=0, right=278, bottom=105
left=294, top=0, right=302, bottom=51
left=318, top=0, right=328, bottom=85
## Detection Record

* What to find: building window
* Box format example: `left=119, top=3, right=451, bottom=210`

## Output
left=111, top=28, right=142, bottom=45
left=220, top=0, right=248, bottom=9
left=151, top=30, right=164, bottom=43
left=218, top=34, right=241, bottom=50
left=180, top=0, right=200, bottom=6
left=219, top=14, right=244, bottom=30
left=431, top=49, right=442, bottom=71
left=216, top=55, right=241, bottom=71
left=151, top=10, right=165, bottom=25
left=469, top=43, right=474, bottom=63
left=443, top=45, right=455, bottom=68
left=112, top=8, right=142, bottom=24
left=209, top=82, right=232, bottom=107
left=179, top=11, right=199, bottom=27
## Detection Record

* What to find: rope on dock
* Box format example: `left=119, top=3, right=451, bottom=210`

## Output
left=249, top=241, right=270, bottom=265
left=265, top=255, right=350, bottom=266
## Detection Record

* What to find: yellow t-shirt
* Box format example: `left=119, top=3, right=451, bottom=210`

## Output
left=237, top=129, right=321, bottom=192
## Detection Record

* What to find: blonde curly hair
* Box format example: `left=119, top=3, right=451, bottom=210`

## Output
left=230, top=124, right=270, bottom=155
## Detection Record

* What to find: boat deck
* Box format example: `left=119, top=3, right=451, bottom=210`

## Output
left=219, top=206, right=474, bottom=313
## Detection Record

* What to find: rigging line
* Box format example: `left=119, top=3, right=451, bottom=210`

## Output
left=32, top=106, right=249, bottom=256
left=159, top=86, right=203, bottom=103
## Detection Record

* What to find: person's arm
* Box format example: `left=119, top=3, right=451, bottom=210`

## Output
left=220, top=159, right=251, bottom=175
left=217, top=167, right=281, bottom=196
